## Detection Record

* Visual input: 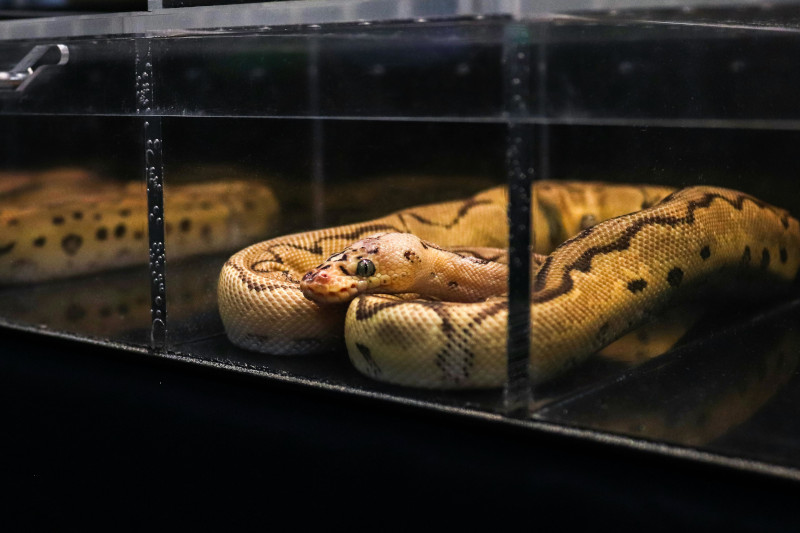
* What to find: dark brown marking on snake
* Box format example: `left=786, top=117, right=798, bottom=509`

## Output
left=201, top=225, right=212, bottom=241
left=448, top=281, right=458, bottom=289
left=65, top=303, right=86, bottom=322
left=667, top=267, right=684, bottom=287
left=0, top=241, right=15, bottom=255
left=404, top=198, right=494, bottom=230
left=782, top=216, right=789, bottom=229
left=355, top=295, right=407, bottom=321
left=52, top=215, right=65, bottom=225
left=96, top=227, right=108, bottom=241
left=7, top=218, right=18, bottom=226
left=319, top=264, right=331, bottom=270
left=200, top=201, right=212, bottom=210
left=404, top=250, right=416, bottom=261
left=538, top=199, right=567, bottom=250
left=61, top=234, right=83, bottom=256
left=471, top=300, right=507, bottom=327
left=627, top=279, right=648, bottom=293
left=700, top=246, right=711, bottom=260
left=33, top=236, right=45, bottom=247
left=533, top=256, right=554, bottom=292
left=761, top=248, right=770, bottom=269
left=432, top=300, right=508, bottom=383
left=421, top=240, right=447, bottom=253
left=780, top=247, right=788, bottom=263
left=598, top=322, right=610, bottom=341
left=532, top=191, right=781, bottom=304
left=119, top=208, right=131, bottom=217
left=339, top=265, right=350, bottom=276
left=432, top=320, right=460, bottom=376
left=225, top=261, right=299, bottom=291
left=114, top=224, right=126, bottom=239
left=355, top=343, right=382, bottom=377
left=134, top=230, right=144, bottom=240
left=72, top=211, right=83, bottom=220
left=180, top=218, right=191, bottom=232
left=93, top=213, right=102, bottom=221
left=258, top=224, right=404, bottom=260
left=742, top=246, right=751, bottom=265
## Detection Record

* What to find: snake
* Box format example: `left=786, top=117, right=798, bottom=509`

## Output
left=0, top=169, right=279, bottom=284
left=218, top=181, right=800, bottom=389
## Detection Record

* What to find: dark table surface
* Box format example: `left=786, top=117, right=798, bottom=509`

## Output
left=2, top=326, right=799, bottom=531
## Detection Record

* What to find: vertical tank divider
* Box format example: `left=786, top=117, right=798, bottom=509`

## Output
left=503, top=22, right=534, bottom=416
left=309, top=36, right=326, bottom=229
left=136, top=37, right=167, bottom=350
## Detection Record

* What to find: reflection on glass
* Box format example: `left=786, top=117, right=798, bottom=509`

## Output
left=0, top=168, right=147, bottom=284
left=538, top=301, right=800, bottom=458
left=0, top=166, right=279, bottom=344
left=0, top=167, right=150, bottom=341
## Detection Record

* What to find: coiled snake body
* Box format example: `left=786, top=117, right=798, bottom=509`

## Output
left=218, top=182, right=800, bottom=389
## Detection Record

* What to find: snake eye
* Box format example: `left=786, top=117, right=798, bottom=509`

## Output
left=356, top=259, right=375, bottom=278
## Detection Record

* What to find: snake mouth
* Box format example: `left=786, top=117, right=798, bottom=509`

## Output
left=300, top=266, right=370, bottom=304
left=301, top=283, right=359, bottom=304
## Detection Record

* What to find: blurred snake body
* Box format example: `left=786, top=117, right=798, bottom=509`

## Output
left=218, top=182, right=800, bottom=389
left=0, top=169, right=278, bottom=284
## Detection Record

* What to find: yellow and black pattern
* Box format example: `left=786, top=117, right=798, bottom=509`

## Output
left=218, top=181, right=799, bottom=389
left=0, top=173, right=278, bottom=284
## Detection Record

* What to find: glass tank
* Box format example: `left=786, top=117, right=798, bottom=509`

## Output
left=0, top=0, right=799, bottom=480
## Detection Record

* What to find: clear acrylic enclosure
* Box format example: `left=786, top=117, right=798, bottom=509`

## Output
left=1, top=0, right=799, bottom=479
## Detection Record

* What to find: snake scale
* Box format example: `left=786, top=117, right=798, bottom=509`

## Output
left=218, top=181, right=800, bottom=389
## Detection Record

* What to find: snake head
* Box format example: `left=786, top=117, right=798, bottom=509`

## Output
left=300, top=233, right=421, bottom=304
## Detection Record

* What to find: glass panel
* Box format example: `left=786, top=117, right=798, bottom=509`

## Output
left=0, top=2, right=798, bottom=480
left=529, top=125, right=800, bottom=401
left=149, top=20, right=505, bottom=120
left=527, top=5, right=800, bottom=473
left=0, top=37, right=136, bottom=116
left=0, top=116, right=150, bottom=346
left=161, top=116, right=508, bottom=410
left=542, top=6, right=800, bottom=124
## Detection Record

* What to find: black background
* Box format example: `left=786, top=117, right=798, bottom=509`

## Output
left=3, top=327, right=799, bottom=531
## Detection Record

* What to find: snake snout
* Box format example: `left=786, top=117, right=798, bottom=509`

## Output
left=302, top=269, right=328, bottom=284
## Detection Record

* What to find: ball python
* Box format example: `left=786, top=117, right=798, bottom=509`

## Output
left=0, top=169, right=279, bottom=284
left=218, top=181, right=800, bottom=389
